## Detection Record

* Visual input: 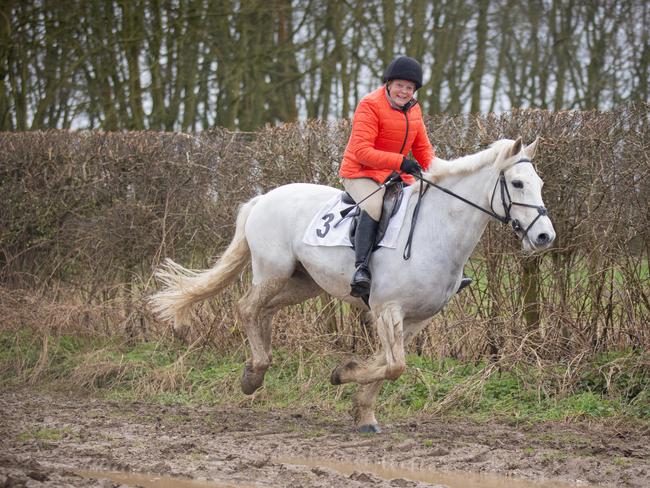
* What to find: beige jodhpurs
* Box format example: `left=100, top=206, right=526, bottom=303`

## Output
left=342, top=178, right=385, bottom=221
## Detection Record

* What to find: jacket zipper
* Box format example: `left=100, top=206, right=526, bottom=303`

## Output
left=398, top=107, right=409, bottom=154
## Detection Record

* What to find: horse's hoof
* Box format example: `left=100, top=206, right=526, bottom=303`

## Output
left=240, top=364, right=265, bottom=395
left=330, top=367, right=342, bottom=385
left=330, top=360, right=358, bottom=385
left=350, top=283, right=370, bottom=298
left=240, top=379, right=262, bottom=395
left=358, top=424, right=382, bottom=434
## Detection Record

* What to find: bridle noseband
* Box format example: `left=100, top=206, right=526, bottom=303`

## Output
left=489, top=158, right=548, bottom=243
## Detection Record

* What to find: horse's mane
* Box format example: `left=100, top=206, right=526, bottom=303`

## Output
left=423, top=139, right=527, bottom=181
left=420, top=140, right=512, bottom=184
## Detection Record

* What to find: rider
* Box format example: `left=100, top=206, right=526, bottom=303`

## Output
left=340, top=55, right=472, bottom=298
left=340, top=55, right=432, bottom=297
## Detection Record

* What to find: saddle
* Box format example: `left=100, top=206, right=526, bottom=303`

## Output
left=343, top=173, right=405, bottom=250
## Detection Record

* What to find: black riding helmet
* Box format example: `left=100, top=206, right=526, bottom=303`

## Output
left=382, top=56, right=423, bottom=90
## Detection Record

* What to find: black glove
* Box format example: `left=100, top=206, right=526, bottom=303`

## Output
left=400, top=157, right=421, bottom=176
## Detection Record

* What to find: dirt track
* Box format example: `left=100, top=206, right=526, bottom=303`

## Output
left=1, top=388, right=648, bottom=488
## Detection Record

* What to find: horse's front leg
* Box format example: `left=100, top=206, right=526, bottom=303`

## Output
left=331, top=303, right=405, bottom=385
left=350, top=318, right=430, bottom=433
left=352, top=377, right=384, bottom=433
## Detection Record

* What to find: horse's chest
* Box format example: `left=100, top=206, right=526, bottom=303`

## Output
left=409, top=291, right=454, bottom=321
left=372, top=276, right=456, bottom=321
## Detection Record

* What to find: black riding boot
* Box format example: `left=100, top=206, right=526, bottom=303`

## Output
left=350, top=211, right=379, bottom=297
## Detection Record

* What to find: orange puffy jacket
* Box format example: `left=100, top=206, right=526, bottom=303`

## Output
left=339, top=86, right=435, bottom=185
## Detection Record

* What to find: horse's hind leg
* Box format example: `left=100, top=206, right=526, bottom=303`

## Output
left=237, top=278, right=287, bottom=394
left=238, top=271, right=321, bottom=395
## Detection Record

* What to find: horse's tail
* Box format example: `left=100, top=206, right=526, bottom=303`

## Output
left=149, top=195, right=261, bottom=330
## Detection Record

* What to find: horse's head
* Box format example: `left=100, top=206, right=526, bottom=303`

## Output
left=493, top=138, right=556, bottom=252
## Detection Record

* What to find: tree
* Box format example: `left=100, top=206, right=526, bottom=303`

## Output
left=3, top=0, right=648, bottom=130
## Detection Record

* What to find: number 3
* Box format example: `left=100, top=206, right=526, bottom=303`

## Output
left=316, top=213, right=335, bottom=238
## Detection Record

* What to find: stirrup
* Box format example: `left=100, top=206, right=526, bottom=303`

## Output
left=457, top=277, right=472, bottom=294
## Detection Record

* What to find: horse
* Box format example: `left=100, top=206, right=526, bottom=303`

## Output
left=150, top=137, right=556, bottom=433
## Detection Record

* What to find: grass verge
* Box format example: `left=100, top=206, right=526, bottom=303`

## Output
left=1, top=330, right=648, bottom=424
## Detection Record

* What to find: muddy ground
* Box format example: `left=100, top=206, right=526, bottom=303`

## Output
left=1, top=388, right=648, bottom=488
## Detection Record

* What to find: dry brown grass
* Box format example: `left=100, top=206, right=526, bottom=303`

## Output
left=68, top=349, right=134, bottom=390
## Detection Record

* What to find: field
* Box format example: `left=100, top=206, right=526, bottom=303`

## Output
left=2, top=334, right=649, bottom=488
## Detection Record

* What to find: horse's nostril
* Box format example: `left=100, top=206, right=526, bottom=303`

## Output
left=537, top=233, right=550, bottom=245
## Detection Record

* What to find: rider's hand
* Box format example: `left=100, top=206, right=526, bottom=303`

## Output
left=400, top=157, right=422, bottom=176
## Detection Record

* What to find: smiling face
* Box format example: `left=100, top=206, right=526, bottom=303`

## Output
left=387, top=79, right=416, bottom=106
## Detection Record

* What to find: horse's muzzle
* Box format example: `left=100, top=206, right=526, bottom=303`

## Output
left=534, top=231, right=555, bottom=248
left=521, top=224, right=555, bottom=252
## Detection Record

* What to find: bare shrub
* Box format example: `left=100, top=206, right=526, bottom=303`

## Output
left=1, top=107, right=648, bottom=364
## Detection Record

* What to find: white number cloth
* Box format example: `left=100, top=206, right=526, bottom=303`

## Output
left=302, top=186, right=414, bottom=249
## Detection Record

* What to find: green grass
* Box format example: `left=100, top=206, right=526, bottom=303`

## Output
left=1, top=330, right=648, bottom=424
left=17, top=427, right=69, bottom=442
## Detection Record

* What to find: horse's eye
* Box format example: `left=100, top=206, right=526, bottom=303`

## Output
left=512, top=180, right=524, bottom=189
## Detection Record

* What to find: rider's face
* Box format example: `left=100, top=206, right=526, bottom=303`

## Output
left=388, top=79, right=416, bottom=106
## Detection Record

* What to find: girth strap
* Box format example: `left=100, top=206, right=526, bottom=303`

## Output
left=403, top=180, right=429, bottom=260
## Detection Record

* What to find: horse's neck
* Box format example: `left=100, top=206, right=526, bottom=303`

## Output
left=426, top=144, right=500, bottom=180
left=414, top=163, right=500, bottom=266
left=435, top=161, right=501, bottom=211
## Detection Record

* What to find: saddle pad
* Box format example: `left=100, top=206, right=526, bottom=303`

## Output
left=302, top=186, right=414, bottom=249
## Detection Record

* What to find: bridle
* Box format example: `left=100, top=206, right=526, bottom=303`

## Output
left=404, top=158, right=548, bottom=259
left=488, top=158, right=548, bottom=242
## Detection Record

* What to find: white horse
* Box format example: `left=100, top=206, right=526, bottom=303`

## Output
left=150, top=137, right=555, bottom=433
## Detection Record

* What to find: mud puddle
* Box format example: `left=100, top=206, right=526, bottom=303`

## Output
left=77, top=459, right=599, bottom=488
left=278, top=456, right=596, bottom=488
left=76, top=470, right=252, bottom=488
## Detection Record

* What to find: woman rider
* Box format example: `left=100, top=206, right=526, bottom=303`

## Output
left=340, top=56, right=472, bottom=298
left=339, top=55, right=431, bottom=297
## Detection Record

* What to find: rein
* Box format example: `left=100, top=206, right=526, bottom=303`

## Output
left=404, top=158, right=548, bottom=259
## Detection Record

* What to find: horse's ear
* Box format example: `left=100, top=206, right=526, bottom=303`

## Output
left=509, top=137, right=523, bottom=158
left=524, top=137, right=540, bottom=159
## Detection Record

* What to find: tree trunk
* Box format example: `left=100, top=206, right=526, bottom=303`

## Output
left=470, top=0, right=489, bottom=113
left=521, top=256, right=541, bottom=332
left=0, top=0, right=15, bottom=129
left=119, top=0, right=145, bottom=129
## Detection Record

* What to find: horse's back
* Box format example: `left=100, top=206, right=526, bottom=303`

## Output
left=251, top=183, right=340, bottom=222
left=259, top=182, right=340, bottom=203
left=245, top=183, right=341, bottom=258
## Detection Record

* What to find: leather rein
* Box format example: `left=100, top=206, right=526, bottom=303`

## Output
left=403, top=158, right=548, bottom=259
